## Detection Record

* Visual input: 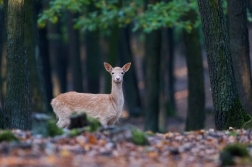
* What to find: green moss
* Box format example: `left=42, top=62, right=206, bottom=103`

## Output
left=225, top=98, right=249, bottom=129
left=242, top=119, right=252, bottom=129
left=220, top=143, right=251, bottom=166
left=131, top=128, right=149, bottom=146
left=0, top=130, right=19, bottom=142
left=47, top=119, right=64, bottom=137
left=69, top=129, right=82, bottom=137
left=87, top=116, right=100, bottom=132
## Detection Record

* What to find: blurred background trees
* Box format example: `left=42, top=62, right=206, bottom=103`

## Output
left=0, top=0, right=252, bottom=131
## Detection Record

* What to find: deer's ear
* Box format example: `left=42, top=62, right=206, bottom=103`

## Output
left=104, top=62, right=113, bottom=72
left=123, top=62, right=131, bottom=72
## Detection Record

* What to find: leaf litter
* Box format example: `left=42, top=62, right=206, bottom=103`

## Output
left=0, top=128, right=252, bottom=167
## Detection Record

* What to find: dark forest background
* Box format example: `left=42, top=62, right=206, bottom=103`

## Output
left=1, top=0, right=252, bottom=132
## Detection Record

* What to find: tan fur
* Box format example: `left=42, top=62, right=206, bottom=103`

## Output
left=51, top=62, right=131, bottom=128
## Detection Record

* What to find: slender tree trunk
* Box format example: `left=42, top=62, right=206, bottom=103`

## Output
left=167, top=28, right=176, bottom=115
left=25, top=0, right=48, bottom=113
left=85, top=3, right=101, bottom=94
left=67, top=12, right=83, bottom=92
left=158, top=29, right=168, bottom=132
left=227, top=0, right=252, bottom=115
left=197, top=0, right=250, bottom=130
left=144, top=0, right=161, bottom=132
left=4, top=0, right=32, bottom=129
left=144, top=29, right=161, bottom=132
left=49, top=22, right=67, bottom=94
left=119, top=26, right=142, bottom=116
left=85, top=30, right=101, bottom=93
left=184, top=10, right=205, bottom=131
left=37, top=0, right=53, bottom=106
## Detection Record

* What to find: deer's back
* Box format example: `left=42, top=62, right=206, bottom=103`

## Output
left=51, top=91, right=112, bottom=117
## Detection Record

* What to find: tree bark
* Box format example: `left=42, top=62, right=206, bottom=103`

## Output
left=37, top=0, right=53, bottom=106
left=183, top=10, right=205, bottom=131
left=158, top=29, right=168, bottom=132
left=227, top=0, right=252, bottom=115
left=0, top=6, right=4, bottom=128
left=167, top=28, right=176, bottom=115
left=197, top=0, right=250, bottom=130
left=144, top=29, right=161, bottom=132
left=49, top=22, right=67, bottom=94
left=25, top=0, right=48, bottom=113
left=67, top=12, right=83, bottom=92
left=85, top=30, right=101, bottom=93
left=0, top=6, right=5, bottom=105
left=4, top=0, right=32, bottom=129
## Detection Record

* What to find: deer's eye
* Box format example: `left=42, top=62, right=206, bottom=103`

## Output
left=112, top=72, right=114, bottom=74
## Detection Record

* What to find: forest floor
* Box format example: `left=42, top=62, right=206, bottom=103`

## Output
left=0, top=128, right=252, bottom=167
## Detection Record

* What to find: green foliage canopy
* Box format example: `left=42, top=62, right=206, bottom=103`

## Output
left=38, top=0, right=199, bottom=33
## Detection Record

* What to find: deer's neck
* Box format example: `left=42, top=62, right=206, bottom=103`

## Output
left=110, top=81, right=124, bottom=109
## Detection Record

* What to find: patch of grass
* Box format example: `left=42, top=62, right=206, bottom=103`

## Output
left=47, top=120, right=64, bottom=137
left=131, top=128, right=149, bottom=146
left=220, top=143, right=251, bottom=166
left=0, top=130, right=19, bottom=142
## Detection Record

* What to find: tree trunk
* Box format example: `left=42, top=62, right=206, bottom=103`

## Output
left=25, top=0, right=48, bottom=113
left=144, top=29, right=161, bottom=132
left=158, top=29, right=168, bottom=132
left=227, top=0, right=252, bottom=115
left=37, top=0, right=53, bottom=106
left=104, top=27, right=119, bottom=94
left=167, top=28, right=176, bottom=115
left=119, top=26, right=142, bottom=116
left=49, top=23, right=67, bottom=94
left=0, top=6, right=4, bottom=128
left=197, top=0, right=249, bottom=130
left=85, top=30, right=101, bottom=93
left=67, top=12, right=83, bottom=92
left=184, top=10, right=205, bottom=131
left=0, top=6, right=4, bottom=105
left=85, top=3, right=101, bottom=94
left=4, top=0, right=32, bottom=129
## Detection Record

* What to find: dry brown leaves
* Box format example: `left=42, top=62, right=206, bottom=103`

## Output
left=0, top=128, right=251, bottom=167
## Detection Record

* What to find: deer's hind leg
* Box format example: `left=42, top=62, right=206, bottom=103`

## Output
left=56, top=117, right=70, bottom=128
left=54, top=106, right=72, bottom=128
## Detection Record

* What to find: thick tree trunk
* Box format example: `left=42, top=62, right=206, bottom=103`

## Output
left=119, top=26, right=142, bottom=116
left=184, top=10, right=205, bottom=131
left=0, top=6, right=4, bottom=105
left=0, top=7, right=4, bottom=128
left=197, top=0, right=249, bottom=130
left=4, top=0, right=32, bottom=129
left=227, top=0, right=252, bottom=115
left=25, top=0, right=48, bottom=113
left=144, top=30, right=161, bottom=132
left=67, top=12, right=83, bottom=92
